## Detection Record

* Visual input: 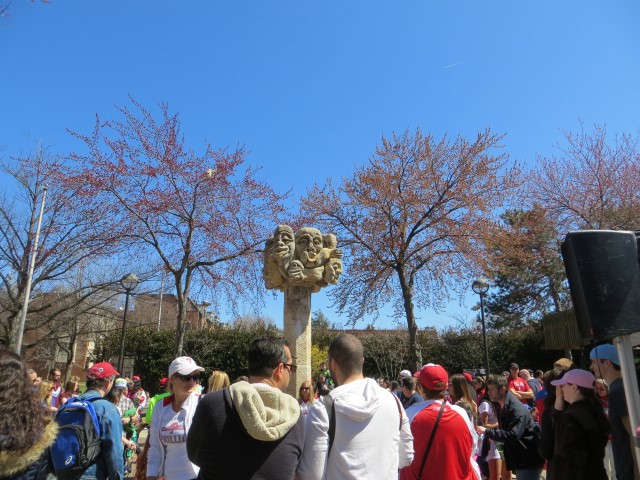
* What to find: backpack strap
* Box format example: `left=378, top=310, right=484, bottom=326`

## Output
left=322, top=395, right=336, bottom=457
left=417, top=401, right=446, bottom=479
left=391, top=391, right=403, bottom=430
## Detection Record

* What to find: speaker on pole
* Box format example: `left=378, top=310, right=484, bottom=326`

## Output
left=561, top=230, right=640, bottom=341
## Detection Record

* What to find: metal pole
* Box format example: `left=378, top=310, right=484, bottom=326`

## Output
left=157, top=271, right=164, bottom=332
left=118, top=289, right=132, bottom=374
left=614, top=335, right=640, bottom=475
left=14, top=186, right=48, bottom=354
left=480, top=292, right=490, bottom=376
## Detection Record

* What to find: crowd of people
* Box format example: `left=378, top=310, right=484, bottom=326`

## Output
left=0, top=339, right=638, bottom=480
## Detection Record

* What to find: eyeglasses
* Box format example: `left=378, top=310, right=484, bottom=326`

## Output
left=176, top=374, right=199, bottom=382
left=282, top=363, right=298, bottom=373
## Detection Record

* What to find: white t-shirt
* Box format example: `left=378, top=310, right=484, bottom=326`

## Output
left=478, top=400, right=501, bottom=460
left=148, top=393, right=200, bottom=480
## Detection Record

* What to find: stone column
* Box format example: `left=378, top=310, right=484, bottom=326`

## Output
left=283, top=286, right=312, bottom=396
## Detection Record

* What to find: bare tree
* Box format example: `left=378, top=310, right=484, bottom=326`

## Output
left=302, top=128, right=520, bottom=369
left=64, top=98, right=287, bottom=356
left=0, top=147, right=117, bottom=351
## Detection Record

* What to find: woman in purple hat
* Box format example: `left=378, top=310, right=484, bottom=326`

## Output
left=548, top=369, right=610, bottom=480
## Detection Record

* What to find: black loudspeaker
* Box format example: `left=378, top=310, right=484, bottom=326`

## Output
left=561, top=230, right=640, bottom=340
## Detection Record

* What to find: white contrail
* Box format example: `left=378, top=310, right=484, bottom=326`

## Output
left=443, top=61, right=467, bottom=70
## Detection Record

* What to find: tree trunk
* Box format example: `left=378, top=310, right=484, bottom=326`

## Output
left=64, top=333, right=77, bottom=383
left=174, top=291, right=186, bottom=357
left=397, top=267, right=422, bottom=371
left=174, top=270, right=192, bottom=357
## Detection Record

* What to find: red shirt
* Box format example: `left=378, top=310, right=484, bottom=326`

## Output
left=400, top=401, right=476, bottom=480
left=508, top=376, right=531, bottom=404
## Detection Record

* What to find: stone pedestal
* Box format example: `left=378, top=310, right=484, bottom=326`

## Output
left=283, top=286, right=312, bottom=397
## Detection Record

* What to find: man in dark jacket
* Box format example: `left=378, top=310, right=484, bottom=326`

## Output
left=187, top=337, right=304, bottom=479
left=477, top=374, right=543, bottom=480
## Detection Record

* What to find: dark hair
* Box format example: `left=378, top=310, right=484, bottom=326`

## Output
left=485, top=374, right=508, bottom=390
left=576, top=385, right=610, bottom=439
left=50, top=367, right=61, bottom=375
left=390, top=380, right=399, bottom=390
left=247, top=337, right=289, bottom=377
left=0, top=349, right=47, bottom=451
left=328, top=334, right=364, bottom=376
left=86, top=374, right=115, bottom=390
left=542, top=369, right=560, bottom=410
left=419, top=384, right=446, bottom=400
left=401, top=376, right=415, bottom=390
left=104, top=386, right=123, bottom=405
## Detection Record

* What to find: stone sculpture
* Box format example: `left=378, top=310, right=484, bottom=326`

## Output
left=263, top=225, right=343, bottom=293
left=262, top=225, right=343, bottom=396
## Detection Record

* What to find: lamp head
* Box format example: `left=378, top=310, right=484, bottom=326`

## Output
left=472, top=277, right=489, bottom=295
left=120, top=273, right=140, bottom=291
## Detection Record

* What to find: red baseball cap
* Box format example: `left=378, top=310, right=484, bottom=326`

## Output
left=159, top=377, right=168, bottom=387
left=132, top=375, right=141, bottom=382
left=462, top=372, right=473, bottom=382
left=416, top=364, right=448, bottom=391
left=87, top=362, right=119, bottom=379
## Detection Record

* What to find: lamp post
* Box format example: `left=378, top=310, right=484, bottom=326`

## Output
left=472, top=277, right=490, bottom=376
left=118, top=273, right=139, bottom=374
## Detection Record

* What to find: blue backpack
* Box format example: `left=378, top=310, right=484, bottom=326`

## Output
left=49, top=395, right=102, bottom=479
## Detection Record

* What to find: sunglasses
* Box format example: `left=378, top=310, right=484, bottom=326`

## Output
left=176, top=373, right=199, bottom=382
left=282, top=363, right=298, bottom=372
left=301, top=387, right=310, bottom=391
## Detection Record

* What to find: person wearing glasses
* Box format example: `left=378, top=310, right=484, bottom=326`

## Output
left=147, top=356, right=204, bottom=480
left=187, top=337, right=304, bottom=479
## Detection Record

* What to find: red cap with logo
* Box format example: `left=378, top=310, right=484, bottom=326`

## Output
left=416, top=363, right=449, bottom=391
left=87, top=362, right=119, bottom=379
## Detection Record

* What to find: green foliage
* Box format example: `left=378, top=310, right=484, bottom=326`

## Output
left=310, top=344, right=329, bottom=379
left=103, top=323, right=282, bottom=394
left=102, top=322, right=563, bottom=394
left=484, top=207, right=570, bottom=329
left=416, top=323, right=561, bottom=375
left=311, top=310, right=332, bottom=330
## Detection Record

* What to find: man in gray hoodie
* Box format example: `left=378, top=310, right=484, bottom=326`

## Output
left=187, top=337, right=304, bottom=479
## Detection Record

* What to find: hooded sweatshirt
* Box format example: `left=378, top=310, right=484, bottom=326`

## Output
left=297, top=377, right=414, bottom=480
left=186, top=382, right=304, bottom=480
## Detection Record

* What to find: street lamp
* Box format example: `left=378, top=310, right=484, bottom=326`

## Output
left=472, top=277, right=490, bottom=377
left=118, top=273, right=139, bottom=374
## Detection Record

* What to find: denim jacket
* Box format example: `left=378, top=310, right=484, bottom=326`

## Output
left=78, top=390, right=124, bottom=480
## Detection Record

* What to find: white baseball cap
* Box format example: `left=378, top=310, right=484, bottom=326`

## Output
left=168, top=356, right=205, bottom=377
left=399, top=370, right=412, bottom=378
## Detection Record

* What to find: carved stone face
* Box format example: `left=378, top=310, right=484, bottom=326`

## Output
left=287, top=260, right=305, bottom=282
left=324, top=258, right=343, bottom=285
left=295, top=227, right=323, bottom=267
left=273, top=225, right=295, bottom=262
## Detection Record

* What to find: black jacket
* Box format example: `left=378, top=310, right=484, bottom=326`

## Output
left=187, top=386, right=304, bottom=480
left=547, top=400, right=608, bottom=480
left=485, top=391, right=544, bottom=471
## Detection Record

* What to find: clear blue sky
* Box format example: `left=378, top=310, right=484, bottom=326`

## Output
left=2, top=1, right=640, bottom=330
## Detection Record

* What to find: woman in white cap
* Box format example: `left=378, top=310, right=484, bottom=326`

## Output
left=146, top=356, right=204, bottom=480
left=548, top=369, right=610, bottom=480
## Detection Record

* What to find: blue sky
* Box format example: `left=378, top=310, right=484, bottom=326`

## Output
left=2, top=1, right=640, bottom=330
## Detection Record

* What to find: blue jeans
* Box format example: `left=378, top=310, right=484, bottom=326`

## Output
left=514, top=469, right=540, bottom=480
